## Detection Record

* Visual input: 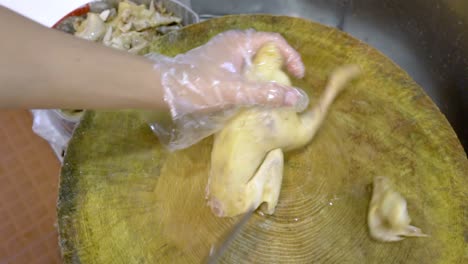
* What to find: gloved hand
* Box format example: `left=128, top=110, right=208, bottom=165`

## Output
left=146, top=29, right=309, bottom=151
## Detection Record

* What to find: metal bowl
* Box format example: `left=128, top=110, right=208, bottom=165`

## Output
left=53, top=1, right=198, bottom=126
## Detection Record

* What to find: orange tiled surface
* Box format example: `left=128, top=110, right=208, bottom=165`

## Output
left=0, top=110, right=62, bottom=264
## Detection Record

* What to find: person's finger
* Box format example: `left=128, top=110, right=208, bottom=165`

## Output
left=229, top=81, right=309, bottom=111
left=247, top=31, right=305, bottom=79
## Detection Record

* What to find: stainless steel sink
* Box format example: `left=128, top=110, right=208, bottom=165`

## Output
left=190, top=0, right=468, bottom=152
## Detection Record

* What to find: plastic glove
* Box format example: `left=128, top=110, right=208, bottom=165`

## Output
left=146, top=29, right=309, bottom=151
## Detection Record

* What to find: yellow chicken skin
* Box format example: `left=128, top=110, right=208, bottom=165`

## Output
left=368, top=176, right=428, bottom=242
left=206, top=42, right=361, bottom=217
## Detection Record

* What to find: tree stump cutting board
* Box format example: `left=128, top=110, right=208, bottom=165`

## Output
left=57, top=15, right=467, bottom=264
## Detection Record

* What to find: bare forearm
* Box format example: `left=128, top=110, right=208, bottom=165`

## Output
left=0, top=6, right=166, bottom=110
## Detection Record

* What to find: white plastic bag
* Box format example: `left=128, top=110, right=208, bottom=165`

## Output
left=30, top=110, right=79, bottom=162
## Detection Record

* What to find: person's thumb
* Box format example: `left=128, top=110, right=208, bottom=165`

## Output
left=237, top=81, right=309, bottom=112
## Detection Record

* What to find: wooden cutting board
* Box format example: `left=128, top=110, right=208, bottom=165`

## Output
left=57, top=15, right=468, bottom=264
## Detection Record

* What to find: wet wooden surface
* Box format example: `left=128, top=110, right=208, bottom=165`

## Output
left=58, top=15, right=467, bottom=264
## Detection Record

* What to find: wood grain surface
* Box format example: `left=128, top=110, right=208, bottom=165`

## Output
left=57, top=15, right=468, bottom=264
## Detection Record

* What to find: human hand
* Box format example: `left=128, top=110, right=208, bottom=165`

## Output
left=147, top=29, right=309, bottom=150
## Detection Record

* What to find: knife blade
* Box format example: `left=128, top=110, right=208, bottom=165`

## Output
left=204, top=208, right=256, bottom=264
